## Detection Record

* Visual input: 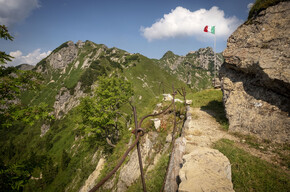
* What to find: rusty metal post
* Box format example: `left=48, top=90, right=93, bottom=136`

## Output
left=133, top=106, right=147, bottom=192
left=172, top=85, right=177, bottom=136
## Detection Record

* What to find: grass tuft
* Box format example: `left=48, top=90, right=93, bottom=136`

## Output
left=214, top=139, right=290, bottom=192
left=248, top=0, right=287, bottom=20
left=187, top=89, right=229, bottom=130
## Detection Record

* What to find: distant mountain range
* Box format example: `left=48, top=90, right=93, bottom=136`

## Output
left=20, top=40, right=222, bottom=119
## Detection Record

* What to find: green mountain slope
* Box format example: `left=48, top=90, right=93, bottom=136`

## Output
left=158, top=47, right=223, bottom=91
left=1, top=40, right=221, bottom=191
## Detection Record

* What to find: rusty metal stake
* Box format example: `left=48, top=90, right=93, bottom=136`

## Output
left=133, top=106, right=147, bottom=192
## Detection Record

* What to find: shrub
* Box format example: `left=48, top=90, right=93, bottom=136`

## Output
left=248, top=0, right=287, bottom=20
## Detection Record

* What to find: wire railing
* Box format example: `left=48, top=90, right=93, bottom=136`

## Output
left=89, top=85, right=187, bottom=192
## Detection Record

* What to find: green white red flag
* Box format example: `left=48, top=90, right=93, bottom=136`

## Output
left=204, top=25, right=215, bottom=34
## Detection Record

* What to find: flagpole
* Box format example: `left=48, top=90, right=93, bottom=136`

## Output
left=214, top=33, right=216, bottom=88
left=203, top=25, right=217, bottom=88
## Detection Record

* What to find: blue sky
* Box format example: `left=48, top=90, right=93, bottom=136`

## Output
left=0, top=0, right=254, bottom=66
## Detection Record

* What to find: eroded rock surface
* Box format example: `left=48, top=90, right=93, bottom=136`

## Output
left=220, top=1, right=290, bottom=143
left=179, top=147, right=233, bottom=192
left=79, top=158, right=105, bottom=192
left=54, top=82, right=85, bottom=119
left=116, top=133, right=158, bottom=192
left=47, top=41, right=78, bottom=71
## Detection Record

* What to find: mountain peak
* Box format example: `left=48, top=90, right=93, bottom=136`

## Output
left=161, top=51, right=178, bottom=60
left=15, top=64, right=34, bottom=71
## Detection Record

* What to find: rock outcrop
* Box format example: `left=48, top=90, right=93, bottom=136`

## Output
left=53, top=82, right=85, bottom=119
left=47, top=41, right=78, bottom=71
left=40, top=124, right=50, bottom=137
left=116, top=133, right=158, bottom=192
left=79, top=158, right=105, bottom=192
left=16, top=64, right=34, bottom=71
left=159, top=47, right=223, bottom=90
left=161, top=47, right=223, bottom=72
left=179, top=147, right=233, bottom=192
left=194, top=47, right=223, bottom=71
left=220, top=1, right=290, bottom=143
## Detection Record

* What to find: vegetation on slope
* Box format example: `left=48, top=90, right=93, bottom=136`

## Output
left=1, top=39, right=192, bottom=191
left=214, top=139, right=290, bottom=192
left=248, top=0, right=288, bottom=20
left=158, top=48, right=222, bottom=91
left=1, top=33, right=229, bottom=192
left=79, top=76, right=133, bottom=148
left=0, top=26, right=56, bottom=191
left=187, top=89, right=229, bottom=130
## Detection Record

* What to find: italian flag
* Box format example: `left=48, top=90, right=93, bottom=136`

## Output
left=204, top=25, right=215, bottom=34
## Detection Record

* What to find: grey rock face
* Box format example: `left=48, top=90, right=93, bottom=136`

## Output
left=162, top=48, right=223, bottom=72
left=159, top=47, right=223, bottom=89
left=53, top=82, right=86, bottom=119
left=220, top=2, right=290, bottom=143
left=47, top=41, right=78, bottom=71
left=40, top=124, right=50, bottom=137
left=195, top=47, right=222, bottom=71
left=76, top=40, right=85, bottom=48
left=16, top=64, right=34, bottom=71
left=116, top=132, right=158, bottom=192
left=179, top=147, right=234, bottom=192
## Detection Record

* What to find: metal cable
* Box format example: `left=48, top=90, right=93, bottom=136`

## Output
left=133, top=106, right=147, bottom=192
left=88, top=88, right=182, bottom=192
left=88, top=132, right=142, bottom=192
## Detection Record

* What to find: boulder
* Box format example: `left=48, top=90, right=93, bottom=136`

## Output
left=46, top=41, right=78, bottom=71
left=185, top=100, right=192, bottom=105
left=40, top=124, right=50, bottom=137
left=179, top=147, right=234, bottom=192
left=151, top=118, right=161, bottom=130
left=163, top=94, right=173, bottom=101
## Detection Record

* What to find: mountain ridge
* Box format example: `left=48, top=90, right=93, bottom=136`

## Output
left=21, top=40, right=221, bottom=120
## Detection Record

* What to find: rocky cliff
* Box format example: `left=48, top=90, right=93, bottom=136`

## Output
left=28, top=40, right=191, bottom=138
left=31, top=40, right=217, bottom=122
left=158, top=47, right=223, bottom=90
left=33, top=40, right=129, bottom=120
left=16, top=64, right=34, bottom=71
left=220, top=1, right=290, bottom=143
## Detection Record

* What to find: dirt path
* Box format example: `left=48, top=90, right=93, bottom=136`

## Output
left=178, top=107, right=236, bottom=192
left=194, top=108, right=289, bottom=173
left=183, top=108, right=238, bottom=151
left=184, top=108, right=289, bottom=168
left=178, top=107, right=289, bottom=192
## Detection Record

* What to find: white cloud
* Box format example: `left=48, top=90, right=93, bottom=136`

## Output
left=0, top=0, right=40, bottom=27
left=247, top=3, right=254, bottom=11
left=140, top=6, right=242, bottom=41
left=7, top=49, right=51, bottom=66
left=10, top=50, right=22, bottom=58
